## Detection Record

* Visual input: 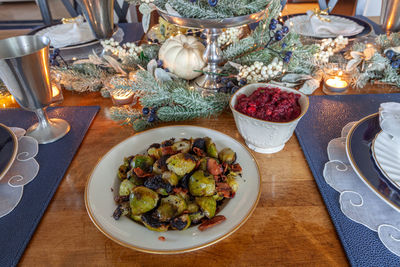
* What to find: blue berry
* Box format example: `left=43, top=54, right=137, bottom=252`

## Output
left=276, top=30, right=282, bottom=35
left=231, top=86, right=240, bottom=94
left=391, top=60, right=400, bottom=69
left=285, top=51, right=293, bottom=57
left=221, top=77, right=229, bottom=84
left=281, top=43, right=287, bottom=48
left=195, top=31, right=201, bottom=37
left=150, top=108, right=157, bottom=114
left=190, top=0, right=197, bottom=2
left=282, top=26, right=289, bottom=34
left=269, top=23, right=277, bottom=30
left=283, top=55, right=291, bottom=63
left=239, top=78, right=247, bottom=86
left=148, top=114, right=156, bottom=123
left=271, top=19, right=278, bottom=25
left=156, top=59, right=163, bottom=68
left=218, top=87, right=229, bottom=93
left=275, top=33, right=283, bottom=41
left=386, top=50, right=395, bottom=60
left=142, top=107, right=150, bottom=115
left=226, top=81, right=235, bottom=88
left=154, top=39, right=159, bottom=44
left=208, top=0, right=218, bottom=7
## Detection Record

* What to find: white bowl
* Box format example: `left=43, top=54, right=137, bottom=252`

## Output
left=229, top=83, right=309, bottom=154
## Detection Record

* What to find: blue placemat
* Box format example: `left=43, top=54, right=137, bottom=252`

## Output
left=295, top=94, right=400, bottom=266
left=0, top=106, right=99, bottom=267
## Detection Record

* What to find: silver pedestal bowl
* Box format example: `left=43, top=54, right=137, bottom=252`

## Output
left=157, top=9, right=265, bottom=95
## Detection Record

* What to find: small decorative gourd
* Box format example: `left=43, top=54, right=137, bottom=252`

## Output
left=158, top=35, right=206, bottom=80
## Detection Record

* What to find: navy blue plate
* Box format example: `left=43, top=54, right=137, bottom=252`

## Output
left=346, top=113, right=400, bottom=211
left=283, top=13, right=372, bottom=39
left=0, top=123, right=17, bottom=180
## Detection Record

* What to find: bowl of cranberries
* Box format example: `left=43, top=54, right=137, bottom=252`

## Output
left=230, top=83, right=309, bottom=154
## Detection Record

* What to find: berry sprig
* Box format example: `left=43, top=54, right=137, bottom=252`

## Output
left=264, top=19, right=293, bottom=63
left=142, top=107, right=158, bottom=123
left=385, top=50, right=400, bottom=70
left=216, top=76, right=243, bottom=94
left=50, top=48, right=68, bottom=67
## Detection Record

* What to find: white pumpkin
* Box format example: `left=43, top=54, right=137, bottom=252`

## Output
left=158, top=35, right=206, bottom=80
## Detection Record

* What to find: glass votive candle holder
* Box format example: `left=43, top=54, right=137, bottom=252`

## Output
left=111, top=89, right=136, bottom=106
left=323, top=66, right=350, bottom=95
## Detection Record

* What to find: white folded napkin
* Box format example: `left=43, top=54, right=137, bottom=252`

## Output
left=306, top=10, right=364, bottom=36
left=379, top=102, right=400, bottom=144
left=37, top=16, right=96, bottom=48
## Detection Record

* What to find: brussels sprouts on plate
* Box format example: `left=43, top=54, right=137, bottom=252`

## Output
left=113, top=137, right=242, bottom=232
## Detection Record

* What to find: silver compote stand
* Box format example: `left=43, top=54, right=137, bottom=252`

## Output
left=157, top=9, right=266, bottom=95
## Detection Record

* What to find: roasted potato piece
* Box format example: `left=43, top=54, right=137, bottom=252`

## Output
left=119, top=179, right=135, bottom=196
left=189, top=170, right=216, bottom=197
left=170, top=214, right=191, bottom=230
left=195, top=196, right=217, bottom=218
left=129, top=186, right=159, bottom=215
left=166, top=153, right=197, bottom=176
left=155, top=195, right=187, bottom=222
left=218, top=148, right=236, bottom=164
left=205, top=137, right=218, bottom=158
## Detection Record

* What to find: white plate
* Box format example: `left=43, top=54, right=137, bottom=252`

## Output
left=35, top=23, right=98, bottom=49
left=372, top=131, right=400, bottom=185
left=285, top=15, right=364, bottom=38
left=85, top=125, right=261, bottom=254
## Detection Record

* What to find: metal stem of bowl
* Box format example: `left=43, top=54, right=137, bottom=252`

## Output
left=157, top=9, right=266, bottom=96
left=194, top=28, right=223, bottom=95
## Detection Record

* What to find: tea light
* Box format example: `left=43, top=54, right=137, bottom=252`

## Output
left=323, top=70, right=350, bottom=94
left=111, top=90, right=135, bottom=106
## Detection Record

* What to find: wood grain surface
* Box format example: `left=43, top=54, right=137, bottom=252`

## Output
left=13, top=83, right=394, bottom=266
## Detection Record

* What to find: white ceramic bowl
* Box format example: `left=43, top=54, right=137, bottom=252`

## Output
left=230, top=83, right=309, bottom=154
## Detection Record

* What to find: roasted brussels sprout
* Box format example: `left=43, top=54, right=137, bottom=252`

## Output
left=198, top=157, right=208, bottom=172
left=189, top=211, right=205, bottom=224
left=113, top=202, right=130, bottom=220
left=171, top=214, right=191, bottom=230
left=155, top=195, right=187, bottom=222
left=205, top=137, right=218, bottom=158
left=187, top=202, right=200, bottom=213
left=131, top=155, right=154, bottom=172
left=189, top=170, right=216, bottom=197
left=226, top=173, right=239, bottom=193
left=161, top=171, right=179, bottom=186
left=166, top=153, right=197, bottom=176
left=172, top=140, right=191, bottom=153
left=148, top=147, right=162, bottom=159
left=119, top=179, right=135, bottom=196
left=129, top=186, right=159, bottom=215
left=212, top=193, right=224, bottom=201
left=144, top=175, right=173, bottom=195
left=117, top=164, right=129, bottom=180
left=127, top=170, right=144, bottom=186
left=196, top=196, right=217, bottom=218
left=141, top=212, right=169, bottom=232
left=153, top=155, right=169, bottom=174
left=218, top=148, right=237, bottom=164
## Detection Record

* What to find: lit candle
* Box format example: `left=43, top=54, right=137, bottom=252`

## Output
left=111, top=90, right=135, bottom=106
left=324, top=71, right=349, bottom=93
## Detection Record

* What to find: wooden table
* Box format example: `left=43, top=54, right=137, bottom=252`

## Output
left=10, top=81, right=394, bottom=266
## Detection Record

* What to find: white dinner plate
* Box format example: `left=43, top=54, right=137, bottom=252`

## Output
left=372, top=131, right=400, bottom=186
left=285, top=14, right=365, bottom=38
left=85, top=125, right=261, bottom=254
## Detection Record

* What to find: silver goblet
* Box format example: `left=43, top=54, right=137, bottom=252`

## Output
left=77, top=0, right=115, bottom=40
left=0, top=35, right=70, bottom=144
